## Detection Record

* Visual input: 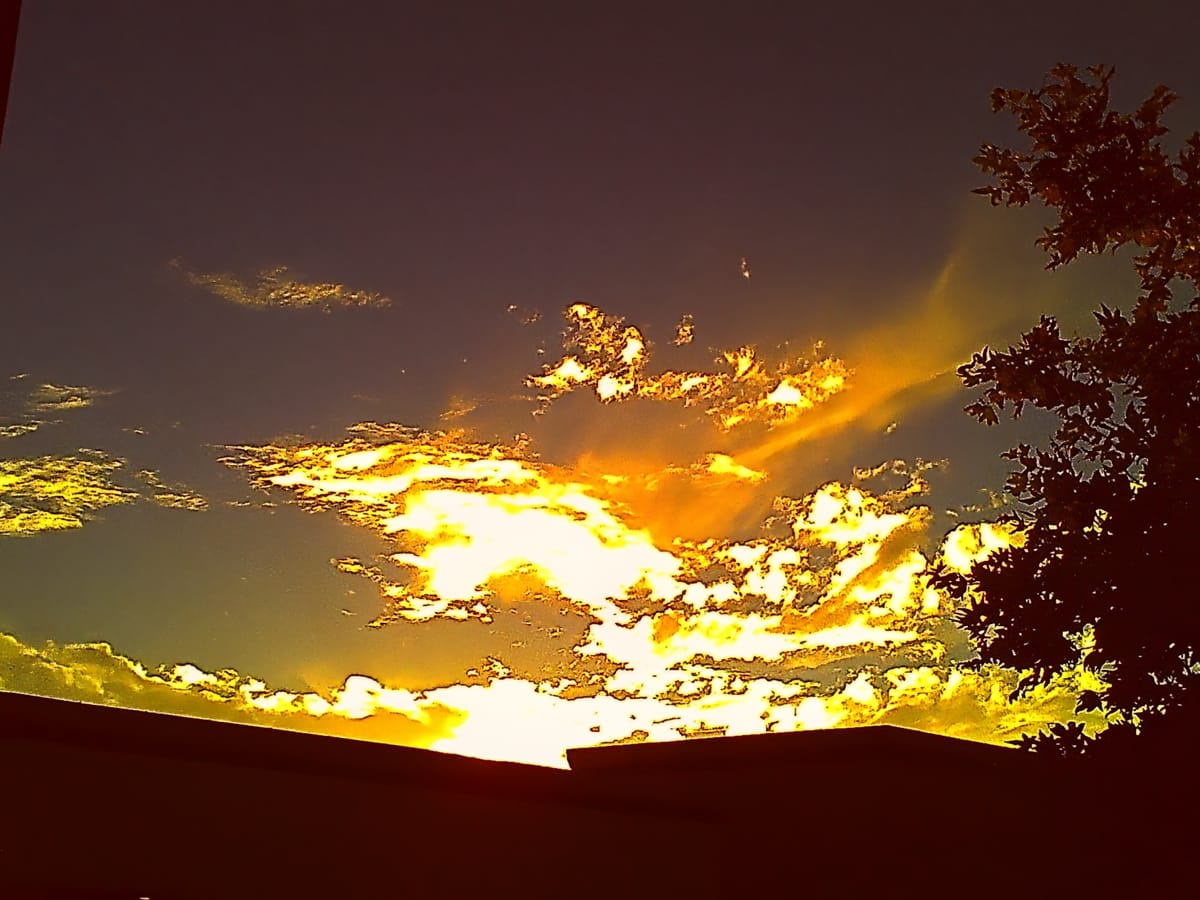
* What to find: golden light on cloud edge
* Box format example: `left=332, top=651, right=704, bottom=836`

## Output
left=0, top=619, right=1102, bottom=768
left=0, top=632, right=462, bottom=749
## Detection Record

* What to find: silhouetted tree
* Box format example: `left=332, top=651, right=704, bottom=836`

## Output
left=932, top=64, right=1200, bottom=754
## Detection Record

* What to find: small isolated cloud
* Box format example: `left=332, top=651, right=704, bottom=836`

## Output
left=0, top=423, right=40, bottom=439
left=673, top=314, right=695, bottom=346
left=506, top=303, right=542, bottom=325
left=171, top=259, right=392, bottom=312
left=135, top=469, right=209, bottom=511
left=27, top=383, right=115, bottom=412
left=0, top=375, right=114, bottom=440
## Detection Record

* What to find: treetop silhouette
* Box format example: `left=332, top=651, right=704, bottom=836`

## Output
left=933, top=64, right=1200, bottom=754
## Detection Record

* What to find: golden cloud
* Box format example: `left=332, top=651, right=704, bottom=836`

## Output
left=1, top=455, right=208, bottom=537
left=1, top=375, right=212, bottom=530
left=212, top=423, right=1106, bottom=765
left=527, top=303, right=849, bottom=430
left=0, top=451, right=138, bottom=536
left=0, top=376, right=208, bottom=532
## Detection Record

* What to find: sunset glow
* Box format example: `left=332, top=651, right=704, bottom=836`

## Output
left=1, top=301, right=1108, bottom=766
left=6, top=5, right=1161, bottom=773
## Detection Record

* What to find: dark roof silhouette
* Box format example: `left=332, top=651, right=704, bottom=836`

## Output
left=0, top=690, right=1191, bottom=898
left=567, top=721, right=1018, bottom=772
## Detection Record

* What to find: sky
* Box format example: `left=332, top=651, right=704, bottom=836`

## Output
left=1, top=1, right=1196, bottom=766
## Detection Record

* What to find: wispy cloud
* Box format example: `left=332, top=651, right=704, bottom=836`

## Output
left=0, top=374, right=114, bottom=440
left=171, top=259, right=393, bottom=312
left=0, top=452, right=212, bottom=535
left=27, top=382, right=115, bottom=412
left=135, top=469, right=209, bottom=511
left=0, top=376, right=209, bottom=531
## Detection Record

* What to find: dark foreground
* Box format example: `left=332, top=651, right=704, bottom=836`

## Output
left=0, top=691, right=1192, bottom=898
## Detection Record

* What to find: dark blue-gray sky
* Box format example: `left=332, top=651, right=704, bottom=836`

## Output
left=1, top=1, right=1197, bottom=691
left=4, top=1, right=1196, bottom=435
